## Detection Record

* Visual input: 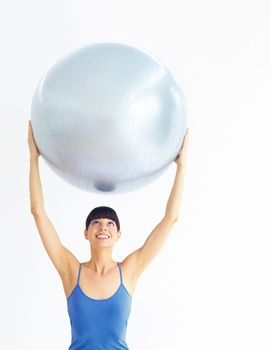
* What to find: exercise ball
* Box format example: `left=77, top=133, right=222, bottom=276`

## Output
left=31, top=42, right=187, bottom=194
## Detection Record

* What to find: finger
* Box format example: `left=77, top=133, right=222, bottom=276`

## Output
left=28, top=125, right=32, bottom=138
left=29, top=123, right=34, bottom=136
left=183, top=131, right=189, bottom=142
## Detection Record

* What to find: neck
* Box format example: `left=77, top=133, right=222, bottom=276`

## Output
left=88, top=247, right=116, bottom=275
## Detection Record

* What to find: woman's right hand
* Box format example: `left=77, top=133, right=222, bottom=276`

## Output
left=28, top=120, right=40, bottom=158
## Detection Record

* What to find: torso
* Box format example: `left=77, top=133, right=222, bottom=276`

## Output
left=62, top=260, right=137, bottom=299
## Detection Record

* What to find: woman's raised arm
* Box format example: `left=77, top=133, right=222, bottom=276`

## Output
left=28, top=121, right=78, bottom=278
left=122, top=129, right=189, bottom=280
left=28, top=120, right=43, bottom=214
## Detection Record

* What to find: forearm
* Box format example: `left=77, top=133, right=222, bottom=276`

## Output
left=29, top=156, right=45, bottom=214
left=165, top=162, right=186, bottom=220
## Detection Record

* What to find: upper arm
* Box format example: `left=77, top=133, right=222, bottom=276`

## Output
left=31, top=210, right=79, bottom=278
left=122, top=216, right=177, bottom=280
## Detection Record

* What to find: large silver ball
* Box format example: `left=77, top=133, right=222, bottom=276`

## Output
left=31, top=42, right=187, bottom=194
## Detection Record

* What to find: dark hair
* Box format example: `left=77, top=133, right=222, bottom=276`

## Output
left=85, top=206, right=120, bottom=231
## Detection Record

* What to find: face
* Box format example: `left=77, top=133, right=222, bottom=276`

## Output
left=84, top=218, right=121, bottom=247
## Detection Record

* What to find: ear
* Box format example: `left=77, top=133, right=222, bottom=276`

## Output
left=84, top=229, right=88, bottom=240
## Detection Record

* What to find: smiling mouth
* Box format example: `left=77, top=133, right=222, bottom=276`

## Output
left=95, top=234, right=110, bottom=240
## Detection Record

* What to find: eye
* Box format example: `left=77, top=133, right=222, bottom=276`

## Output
left=92, top=220, right=99, bottom=224
left=108, top=221, right=114, bottom=225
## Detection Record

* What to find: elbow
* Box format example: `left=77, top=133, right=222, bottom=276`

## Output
left=165, top=215, right=179, bottom=224
left=30, top=209, right=38, bottom=217
left=172, top=216, right=179, bottom=223
left=31, top=207, right=45, bottom=216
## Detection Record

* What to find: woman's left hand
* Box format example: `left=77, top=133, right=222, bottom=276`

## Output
left=174, top=129, right=189, bottom=166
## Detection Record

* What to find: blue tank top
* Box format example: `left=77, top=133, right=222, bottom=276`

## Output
left=67, top=262, right=132, bottom=350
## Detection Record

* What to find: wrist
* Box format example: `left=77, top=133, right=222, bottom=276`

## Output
left=177, top=161, right=186, bottom=169
left=30, top=154, right=40, bottom=161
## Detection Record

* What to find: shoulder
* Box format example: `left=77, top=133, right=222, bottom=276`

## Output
left=119, top=249, right=142, bottom=281
left=119, top=254, right=144, bottom=295
left=61, top=255, right=80, bottom=284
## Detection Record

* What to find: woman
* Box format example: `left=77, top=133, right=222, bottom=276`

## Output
left=28, top=120, right=189, bottom=350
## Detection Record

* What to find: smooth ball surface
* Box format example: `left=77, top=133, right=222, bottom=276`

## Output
left=31, top=42, right=187, bottom=194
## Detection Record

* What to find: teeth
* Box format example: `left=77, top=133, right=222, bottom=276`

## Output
left=96, top=234, right=109, bottom=239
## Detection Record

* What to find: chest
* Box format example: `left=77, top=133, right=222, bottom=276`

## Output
left=63, top=263, right=135, bottom=299
left=80, top=268, right=122, bottom=299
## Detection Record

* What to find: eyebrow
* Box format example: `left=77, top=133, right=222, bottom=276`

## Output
left=92, top=219, right=114, bottom=223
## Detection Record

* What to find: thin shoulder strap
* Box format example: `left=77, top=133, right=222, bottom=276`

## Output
left=77, top=263, right=82, bottom=285
left=117, top=262, right=123, bottom=284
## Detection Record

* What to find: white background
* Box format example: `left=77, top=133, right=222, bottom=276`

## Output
left=1, top=1, right=271, bottom=349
